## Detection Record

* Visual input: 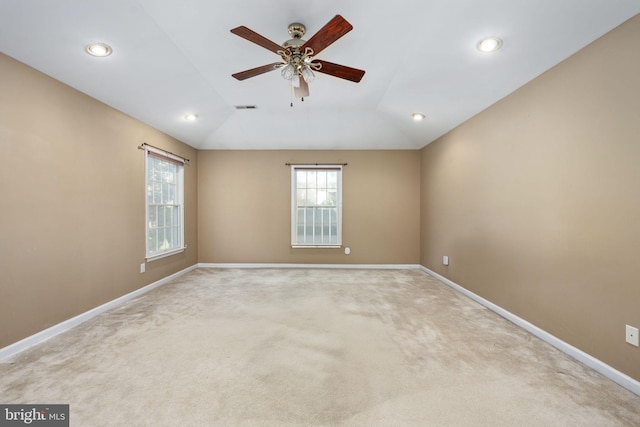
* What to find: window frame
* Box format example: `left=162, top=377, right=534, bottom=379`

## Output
left=144, top=145, right=185, bottom=261
left=290, top=164, right=343, bottom=249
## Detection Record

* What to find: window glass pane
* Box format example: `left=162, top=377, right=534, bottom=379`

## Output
left=153, top=182, right=162, bottom=204
left=323, top=209, right=330, bottom=241
left=327, top=190, right=337, bottom=206
left=172, top=226, right=179, bottom=246
left=297, top=170, right=307, bottom=188
left=165, top=207, right=173, bottom=228
left=317, top=190, right=327, bottom=206
left=158, top=206, right=165, bottom=228
left=317, top=171, right=327, bottom=189
left=161, top=161, right=169, bottom=180
left=330, top=208, right=337, bottom=243
left=149, top=206, right=158, bottom=229
left=168, top=185, right=176, bottom=204
left=153, top=163, right=162, bottom=182
left=162, top=183, right=169, bottom=204
left=172, top=206, right=180, bottom=227
left=307, top=170, right=316, bottom=188
left=165, top=164, right=175, bottom=184
left=166, top=226, right=175, bottom=248
left=327, top=171, right=337, bottom=189
left=148, top=228, right=157, bottom=253
left=305, top=208, right=314, bottom=243
left=297, top=208, right=305, bottom=242
left=307, top=189, right=316, bottom=206
left=315, top=220, right=322, bottom=243
left=297, top=189, right=306, bottom=206
left=158, top=228, right=166, bottom=251
left=163, top=227, right=171, bottom=249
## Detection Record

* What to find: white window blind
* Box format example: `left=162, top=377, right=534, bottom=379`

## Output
left=145, top=146, right=185, bottom=260
left=291, top=165, right=342, bottom=248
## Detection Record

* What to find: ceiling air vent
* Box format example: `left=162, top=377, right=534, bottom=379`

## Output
left=235, top=105, right=257, bottom=109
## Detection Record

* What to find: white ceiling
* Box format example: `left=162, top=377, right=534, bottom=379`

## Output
left=1, top=1, right=638, bottom=150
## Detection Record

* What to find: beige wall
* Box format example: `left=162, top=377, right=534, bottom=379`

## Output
left=0, top=53, right=198, bottom=349
left=198, top=150, right=420, bottom=264
left=421, top=15, right=640, bottom=380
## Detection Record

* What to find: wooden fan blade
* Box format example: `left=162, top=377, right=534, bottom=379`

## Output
left=302, top=15, right=353, bottom=56
left=313, top=60, right=365, bottom=83
left=231, top=26, right=283, bottom=54
left=232, top=62, right=281, bottom=81
left=294, top=78, right=310, bottom=99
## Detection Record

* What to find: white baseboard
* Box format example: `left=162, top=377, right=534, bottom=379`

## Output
left=198, top=263, right=422, bottom=270
left=0, top=264, right=198, bottom=361
left=418, top=266, right=640, bottom=397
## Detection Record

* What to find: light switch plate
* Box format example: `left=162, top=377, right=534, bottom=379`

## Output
left=626, top=325, right=639, bottom=347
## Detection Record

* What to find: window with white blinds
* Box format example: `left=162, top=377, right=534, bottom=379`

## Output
left=291, top=165, right=342, bottom=248
left=145, top=146, right=185, bottom=260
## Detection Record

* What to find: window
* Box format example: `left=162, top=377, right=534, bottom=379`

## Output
left=145, top=146, right=185, bottom=260
left=291, top=165, right=342, bottom=248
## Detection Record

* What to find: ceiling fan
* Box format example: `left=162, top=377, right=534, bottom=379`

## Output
left=230, top=15, right=365, bottom=101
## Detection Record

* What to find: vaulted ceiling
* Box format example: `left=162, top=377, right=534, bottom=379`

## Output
left=1, top=1, right=638, bottom=150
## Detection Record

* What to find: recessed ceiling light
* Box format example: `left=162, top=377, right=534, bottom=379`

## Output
left=476, top=37, right=503, bottom=53
left=412, top=113, right=426, bottom=121
left=85, top=43, right=112, bottom=57
left=184, top=113, right=198, bottom=121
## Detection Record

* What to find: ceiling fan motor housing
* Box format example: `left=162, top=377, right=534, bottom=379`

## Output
left=283, top=24, right=307, bottom=53
left=287, top=23, right=306, bottom=39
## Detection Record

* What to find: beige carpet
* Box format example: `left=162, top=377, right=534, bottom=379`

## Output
left=1, top=268, right=639, bottom=426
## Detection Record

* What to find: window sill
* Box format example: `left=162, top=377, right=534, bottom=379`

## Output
left=292, top=245, right=341, bottom=249
left=146, top=246, right=186, bottom=262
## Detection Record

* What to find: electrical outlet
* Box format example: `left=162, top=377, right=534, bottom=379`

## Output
left=140, top=263, right=146, bottom=274
left=443, top=256, right=449, bottom=266
left=626, top=325, right=639, bottom=347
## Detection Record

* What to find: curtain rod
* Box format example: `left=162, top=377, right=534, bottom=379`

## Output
left=138, top=142, right=190, bottom=163
left=285, top=162, right=347, bottom=166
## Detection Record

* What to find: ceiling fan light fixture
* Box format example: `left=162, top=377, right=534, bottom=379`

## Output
left=476, top=37, right=503, bottom=53
left=85, top=42, right=112, bottom=57
left=281, top=63, right=295, bottom=80
left=301, top=65, right=315, bottom=83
